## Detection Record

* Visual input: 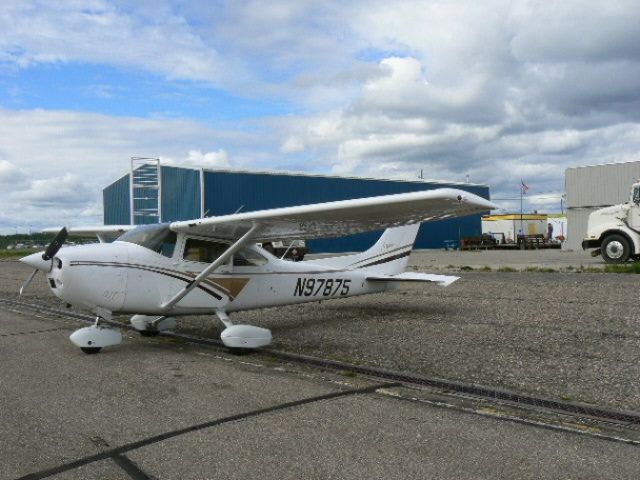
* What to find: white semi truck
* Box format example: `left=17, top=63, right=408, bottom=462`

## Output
left=582, top=182, right=640, bottom=263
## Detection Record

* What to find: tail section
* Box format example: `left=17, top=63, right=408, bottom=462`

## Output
left=304, top=224, right=420, bottom=274
left=348, top=223, right=420, bottom=274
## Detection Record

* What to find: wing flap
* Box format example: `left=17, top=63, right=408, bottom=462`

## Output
left=366, top=272, right=460, bottom=287
left=171, top=188, right=495, bottom=242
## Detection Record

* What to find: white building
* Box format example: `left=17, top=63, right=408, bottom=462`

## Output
left=482, top=214, right=548, bottom=242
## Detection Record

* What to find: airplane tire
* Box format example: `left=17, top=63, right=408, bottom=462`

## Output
left=139, top=330, right=160, bottom=337
left=80, top=347, right=102, bottom=354
left=601, top=234, right=631, bottom=264
left=228, top=347, right=253, bottom=355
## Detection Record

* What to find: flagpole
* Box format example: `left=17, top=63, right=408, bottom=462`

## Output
left=520, top=181, right=523, bottom=238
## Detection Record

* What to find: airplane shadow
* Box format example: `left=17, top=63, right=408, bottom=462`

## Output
left=257, top=302, right=454, bottom=334
left=172, top=298, right=455, bottom=339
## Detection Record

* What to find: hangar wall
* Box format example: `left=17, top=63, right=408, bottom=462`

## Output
left=104, top=166, right=491, bottom=252
left=103, top=174, right=130, bottom=225
left=565, top=161, right=640, bottom=250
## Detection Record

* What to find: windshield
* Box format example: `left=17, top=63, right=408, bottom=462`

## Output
left=117, top=224, right=177, bottom=257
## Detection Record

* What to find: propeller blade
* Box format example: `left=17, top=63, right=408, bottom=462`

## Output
left=42, top=227, right=68, bottom=261
left=19, top=269, right=39, bottom=297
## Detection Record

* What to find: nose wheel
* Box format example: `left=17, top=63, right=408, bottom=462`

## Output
left=80, top=346, right=102, bottom=354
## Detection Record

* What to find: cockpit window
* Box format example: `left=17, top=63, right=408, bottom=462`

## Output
left=181, top=238, right=267, bottom=267
left=234, top=248, right=267, bottom=266
left=117, top=224, right=177, bottom=258
left=633, top=186, right=640, bottom=204
left=183, top=238, right=229, bottom=263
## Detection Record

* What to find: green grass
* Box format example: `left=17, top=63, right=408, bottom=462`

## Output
left=0, top=249, right=33, bottom=259
left=603, top=263, right=640, bottom=274
left=524, top=266, right=558, bottom=273
left=577, top=267, right=604, bottom=273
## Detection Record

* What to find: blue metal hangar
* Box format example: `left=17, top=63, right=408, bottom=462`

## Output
left=103, top=159, right=491, bottom=252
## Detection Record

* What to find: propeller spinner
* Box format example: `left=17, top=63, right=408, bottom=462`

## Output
left=19, top=227, right=68, bottom=296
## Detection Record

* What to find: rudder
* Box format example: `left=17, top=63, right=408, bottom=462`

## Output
left=347, top=223, right=420, bottom=275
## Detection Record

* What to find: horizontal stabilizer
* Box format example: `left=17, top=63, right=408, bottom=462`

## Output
left=366, top=272, right=459, bottom=287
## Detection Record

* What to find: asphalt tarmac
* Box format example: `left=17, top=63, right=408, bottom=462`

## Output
left=2, top=308, right=640, bottom=480
left=2, top=250, right=640, bottom=479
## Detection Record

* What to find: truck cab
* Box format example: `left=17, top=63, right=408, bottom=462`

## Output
left=582, top=182, right=640, bottom=263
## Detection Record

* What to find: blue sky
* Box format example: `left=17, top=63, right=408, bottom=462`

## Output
left=0, top=0, right=639, bottom=232
left=1, top=63, right=297, bottom=121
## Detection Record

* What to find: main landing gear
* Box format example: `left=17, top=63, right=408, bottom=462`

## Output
left=130, top=315, right=177, bottom=336
left=69, top=317, right=122, bottom=354
left=216, top=310, right=272, bottom=349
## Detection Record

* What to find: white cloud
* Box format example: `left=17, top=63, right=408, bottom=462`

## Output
left=0, top=159, right=27, bottom=186
left=0, top=108, right=240, bottom=231
left=280, top=136, right=305, bottom=153
left=183, top=149, right=231, bottom=169
left=508, top=0, right=640, bottom=63
left=0, top=1, right=239, bottom=86
left=12, top=174, right=93, bottom=206
left=1, top=0, right=640, bottom=226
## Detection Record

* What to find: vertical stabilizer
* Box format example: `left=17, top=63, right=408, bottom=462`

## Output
left=304, top=224, right=420, bottom=274
left=348, top=223, right=420, bottom=274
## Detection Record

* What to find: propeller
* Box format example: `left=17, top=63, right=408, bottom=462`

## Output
left=19, top=227, right=68, bottom=297
left=42, top=227, right=68, bottom=261
left=19, top=269, right=39, bottom=297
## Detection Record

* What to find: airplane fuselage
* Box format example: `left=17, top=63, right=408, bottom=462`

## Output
left=44, top=240, right=387, bottom=317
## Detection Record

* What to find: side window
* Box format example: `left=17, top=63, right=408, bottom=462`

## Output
left=183, top=238, right=229, bottom=263
left=233, top=248, right=267, bottom=266
left=634, top=186, right=640, bottom=204
left=159, top=232, right=177, bottom=258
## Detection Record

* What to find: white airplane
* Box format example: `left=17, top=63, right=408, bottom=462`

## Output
left=19, top=188, right=495, bottom=354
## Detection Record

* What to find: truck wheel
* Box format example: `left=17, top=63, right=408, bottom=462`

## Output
left=601, top=234, right=631, bottom=264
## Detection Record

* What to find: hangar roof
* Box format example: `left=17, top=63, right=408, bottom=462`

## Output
left=105, top=163, right=488, bottom=189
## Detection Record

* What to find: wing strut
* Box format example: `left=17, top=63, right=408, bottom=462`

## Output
left=160, top=223, right=262, bottom=310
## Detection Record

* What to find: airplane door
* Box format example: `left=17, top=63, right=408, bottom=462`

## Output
left=167, top=237, right=231, bottom=309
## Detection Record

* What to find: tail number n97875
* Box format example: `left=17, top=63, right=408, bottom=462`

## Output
left=294, top=278, right=351, bottom=297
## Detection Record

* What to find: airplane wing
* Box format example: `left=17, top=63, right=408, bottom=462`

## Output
left=366, top=272, right=460, bottom=287
left=42, top=225, right=134, bottom=236
left=170, top=188, right=496, bottom=242
left=42, top=225, right=134, bottom=242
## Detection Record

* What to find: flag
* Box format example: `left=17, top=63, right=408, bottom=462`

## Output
left=521, top=179, right=529, bottom=194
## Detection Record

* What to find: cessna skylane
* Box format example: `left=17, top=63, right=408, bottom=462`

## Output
left=19, top=188, right=495, bottom=354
